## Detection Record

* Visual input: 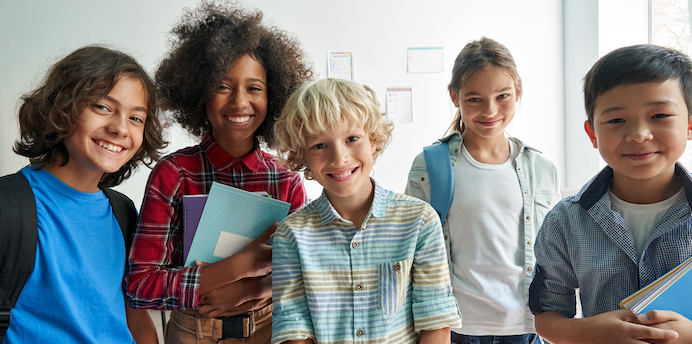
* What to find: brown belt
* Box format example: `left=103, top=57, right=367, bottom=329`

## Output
left=171, top=302, right=272, bottom=340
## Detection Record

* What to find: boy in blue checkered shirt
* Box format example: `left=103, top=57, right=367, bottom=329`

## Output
left=530, top=44, right=692, bottom=343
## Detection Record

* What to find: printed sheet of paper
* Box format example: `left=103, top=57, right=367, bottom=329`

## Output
left=407, top=47, right=443, bottom=73
left=213, top=231, right=254, bottom=259
left=386, top=87, right=413, bottom=123
left=328, top=52, right=354, bottom=80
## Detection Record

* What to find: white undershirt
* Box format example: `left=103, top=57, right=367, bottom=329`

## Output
left=609, top=187, right=683, bottom=257
left=447, top=140, right=528, bottom=335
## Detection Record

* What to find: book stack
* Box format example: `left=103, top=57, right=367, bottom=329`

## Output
left=620, top=255, right=692, bottom=318
left=182, top=182, right=290, bottom=266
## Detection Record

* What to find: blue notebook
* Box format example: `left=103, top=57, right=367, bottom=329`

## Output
left=620, top=255, right=692, bottom=318
left=183, top=182, right=290, bottom=267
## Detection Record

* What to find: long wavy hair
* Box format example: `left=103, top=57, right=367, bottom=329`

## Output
left=13, top=45, right=166, bottom=187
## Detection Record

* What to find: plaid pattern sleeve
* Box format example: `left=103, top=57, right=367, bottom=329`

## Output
left=124, top=134, right=307, bottom=310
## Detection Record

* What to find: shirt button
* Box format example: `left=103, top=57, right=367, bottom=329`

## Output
left=527, top=240, right=532, bottom=245
left=527, top=267, right=533, bottom=272
left=355, top=284, right=363, bottom=291
left=352, top=242, right=359, bottom=249
left=523, top=191, right=527, bottom=195
left=444, top=235, right=448, bottom=240
left=517, top=167, right=522, bottom=171
left=394, top=263, right=401, bottom=271
left=357, top=329, right=364, bottom=336
left=526, top=215, right=531, bottom=220
left=421, top=177, right=425, bottom=182
left=454, top=148, right=459, bottom=153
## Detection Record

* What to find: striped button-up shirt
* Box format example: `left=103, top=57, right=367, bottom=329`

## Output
left=530, top=164, right=692, bottom=317
left=272, top=182, right=461, bottom=344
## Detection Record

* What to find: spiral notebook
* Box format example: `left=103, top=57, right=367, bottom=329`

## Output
left=183, top=182, right=290, bottom=266
left=182, top=194, right=208, bottom=261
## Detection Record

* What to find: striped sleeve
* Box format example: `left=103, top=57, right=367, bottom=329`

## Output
left=411, top=204, right=461, bottom=332
left=271, top=220, right=315, bottom=344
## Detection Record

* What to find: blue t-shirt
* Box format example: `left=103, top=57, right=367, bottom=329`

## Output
left=4, top=167, right=135, bottom=343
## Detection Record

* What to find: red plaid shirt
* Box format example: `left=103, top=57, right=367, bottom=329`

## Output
left=124, top=133, right=306, bottom=310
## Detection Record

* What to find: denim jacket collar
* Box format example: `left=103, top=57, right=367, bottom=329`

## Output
left=436, top=131, right=541, bottom=164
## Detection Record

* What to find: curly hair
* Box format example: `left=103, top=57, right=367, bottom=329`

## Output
left=274, top=78, right=394, bottom=179
left=13, top=45, right=166, bottom=187
left=156, top=0, right=314, bottom=147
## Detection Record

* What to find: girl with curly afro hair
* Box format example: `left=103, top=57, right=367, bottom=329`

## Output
left=123, top=2, right=313, bottom=343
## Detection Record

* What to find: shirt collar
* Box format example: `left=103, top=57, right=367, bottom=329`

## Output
left=315, top=179, right=387, bottom=225
left=201, top=133, right=264, bottom=172
left=439, top=130, right=539, bottom=154
left=577, top=162, right=692, bottom=210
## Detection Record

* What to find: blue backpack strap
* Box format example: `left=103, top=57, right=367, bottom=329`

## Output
left=423, top=142, right=454, bottom=225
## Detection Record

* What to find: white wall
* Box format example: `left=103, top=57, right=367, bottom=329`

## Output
left=562, top=0, right=649, bottom=191
left=563, top=0, right=600, bottom=190
left=0, top=0, right=564, bottom=205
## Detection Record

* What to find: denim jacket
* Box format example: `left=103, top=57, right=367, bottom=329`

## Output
left=404, top=131, right=561, bottom=328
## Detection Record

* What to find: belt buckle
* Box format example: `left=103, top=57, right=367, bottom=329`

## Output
left=221, top=314, right=252, bottom=339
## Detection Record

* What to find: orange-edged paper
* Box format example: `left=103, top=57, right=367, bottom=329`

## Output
left=620, top=255, right=692, bottom=318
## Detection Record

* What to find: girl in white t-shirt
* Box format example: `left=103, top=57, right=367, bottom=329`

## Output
left=405, top=37, right=561, bottom=344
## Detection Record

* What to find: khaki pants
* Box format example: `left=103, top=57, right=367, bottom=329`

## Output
left=164, top=304, right=272, bottom=344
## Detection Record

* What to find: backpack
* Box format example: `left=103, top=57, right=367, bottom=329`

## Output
left=423, top=142, right=454, bottom=226
left=0, top=172, right=137, bottom=342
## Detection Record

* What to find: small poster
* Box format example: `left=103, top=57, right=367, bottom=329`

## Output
left=407, top=47, right=443, bottom=74
left=386, top=87, right=413, bottom=123
left=328, top=52, right=354, bottom=80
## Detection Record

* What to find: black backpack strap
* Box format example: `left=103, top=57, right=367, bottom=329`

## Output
left=102, top=188, right=137, bottom=251
left=0, top=173, right=38, bottom=341
left=0, top=174, right=136, bottom=342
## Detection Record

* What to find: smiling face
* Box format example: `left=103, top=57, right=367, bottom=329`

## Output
left=585, top=79, right=692, bottom=194
left=450, top=65, right=518, bottom=144
left=53, top=76, right=147, bottom=191
left=206, top=54, right=268, bottom=158
left=305, top=124, right=376, bottom=208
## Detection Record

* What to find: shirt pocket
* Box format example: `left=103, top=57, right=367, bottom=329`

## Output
left=534, top=191, right=558, bottom=228
left=406, top=168, right=431, bottom=202
left=377, top=257, right=413, bottom=315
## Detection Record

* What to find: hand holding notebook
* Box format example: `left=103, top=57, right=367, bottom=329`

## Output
left=183, top=182, right=290, bottom=267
